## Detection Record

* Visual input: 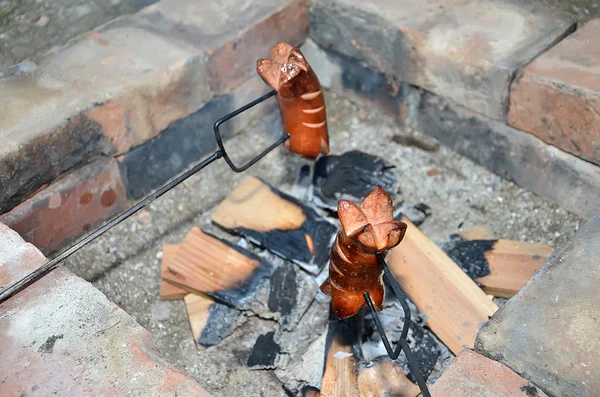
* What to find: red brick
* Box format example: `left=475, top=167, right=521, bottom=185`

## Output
left=139, top=0, right=309, bottom=94
left=310, top=0, right=575, bottom=120
left=0, top=222, right=46, bottom=289
left=508, top=19, right=600, bottom=166
left=0, top=266, right=211, bottom=396
left=42, top=23, right=213, bottom=153
left=0, top=21, right=213, bottom=213
left=0, top=159, right=127, bottom=255
left=431, top=349, right=548, bottom=397
left=0, top=74, right=113, bottom=214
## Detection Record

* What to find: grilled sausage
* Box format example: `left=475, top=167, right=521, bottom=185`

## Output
left=320, top=186, right=407, bottom=320
left=257, top=42, right=329, bottom=160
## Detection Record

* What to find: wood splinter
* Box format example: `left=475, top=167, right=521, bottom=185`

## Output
left=257, top=41, right=330, bottom=160
left=320, top=186, right=407, bottom=320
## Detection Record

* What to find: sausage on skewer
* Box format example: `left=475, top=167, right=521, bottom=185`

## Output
left=320, top=186, right=407, bottom=320
left=257, top=42, right=329, bottom=160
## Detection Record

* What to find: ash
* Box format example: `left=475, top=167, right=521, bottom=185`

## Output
left=63, top=90, right=581, bottom=396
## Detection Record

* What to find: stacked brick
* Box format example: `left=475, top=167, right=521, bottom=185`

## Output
left=0, top=0, right=308, bottom=254
left=306, top=0, right=600, bottom=220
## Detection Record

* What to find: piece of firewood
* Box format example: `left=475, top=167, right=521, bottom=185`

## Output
left=357, top=358, right=420, bottom=397
left=159, top=244, right=188, bottom=300
left=386, top=217, right=498, bottom=355
left=210, top=176, right=337, bottom=274
left=184, top=292, right=215, bottom=348
left=320, top=315, right=360, bottom=397
left=163, top=227, right=273, bottom=308
left=476, top=239, right=552, bottom=298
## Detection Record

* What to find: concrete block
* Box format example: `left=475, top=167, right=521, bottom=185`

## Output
left=476, top=214, right=600, bottom=397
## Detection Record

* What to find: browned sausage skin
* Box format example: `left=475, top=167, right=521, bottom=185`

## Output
left=320, top=186, right=407, bottom=320
left=257, top=42, right=330, bottom=160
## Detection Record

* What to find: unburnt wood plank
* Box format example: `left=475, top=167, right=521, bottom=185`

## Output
left=211, top=175, right=306, bottom=232
left=210, top=175, right=337, bottom=274
left=184, top=292, right=215, bottom=348
left=320, top=332, right=360, bottom=397
left=357, top=358, right=420, bottom=397
left=320, top=314, right=360, bottom=397
left=159, top=244, right=187, bottom=300
left=163, top=227, right=272, bottom=307
left=386, top=217, right=498, bottom=355
left=476, top=239, right=552, bottom=298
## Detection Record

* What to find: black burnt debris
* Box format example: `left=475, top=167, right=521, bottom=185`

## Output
left=441, top=234, right=495, bottom=280
left=311, top=150, right=399, bottom=211
left=247, top=331, right=283, bottom=369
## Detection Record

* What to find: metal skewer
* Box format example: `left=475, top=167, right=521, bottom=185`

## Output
left=362, top=253, right=432, bottom=397
left=0, top=89, right=286, bottom=304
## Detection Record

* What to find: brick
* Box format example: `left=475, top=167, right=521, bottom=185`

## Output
left=430, top=349, right=548, bottom=397
left=44, top=23, right=213, bottom=153
left=508, top=19, right=600, bottom=166
left=310, top=0, right=575, bottom=119
left=0, top=21, right=212, bottom=214
left=0, top=74, right=113, bottom=214
left=119, top=77, right=275, bottom=200
left=0, top=222, right=46, bottom=289
left=476, top=214, right=600, bottom=397
left=139, top=0, right=309, bottom=94
left=0, top=265, right=210, bottom=396
left=408, top=87, right=600, bottom=220
left=300, top=38, right=401, bottom=117
left=0, top=159, right=127, bottom=255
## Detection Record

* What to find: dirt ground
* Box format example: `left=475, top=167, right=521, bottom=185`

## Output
left=2, top=0, right=600, bottom=69
left=61, top=90, right=581, bottom=397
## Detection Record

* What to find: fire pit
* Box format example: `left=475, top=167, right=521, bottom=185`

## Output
left=2, top=0, right=599, bottom=396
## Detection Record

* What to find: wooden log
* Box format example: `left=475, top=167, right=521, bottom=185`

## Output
left=476, top=239, right=552, bottom=298
left=184, top=292, right=215, bottom=348
left=320, top=314, right=360, bottom=397
left=159, top=244, right=187, bottom=300
left=386, top=217, right=498, bottom=355
left=162, top=227, right=273, bottom=308
left=184, top=292, right=242, bottom=349
left=210, top=176, right=337, bottom=274
left=357, top=358, right=420, bottom=397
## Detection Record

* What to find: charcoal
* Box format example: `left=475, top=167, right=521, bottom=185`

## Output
left=311, top=150, right=399, bottom=211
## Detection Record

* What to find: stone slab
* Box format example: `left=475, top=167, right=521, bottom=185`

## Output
left=139, top=0, right=309, bottom=94
left=476, top=214, right=600, bottom=397
left=408, top=87, right=600, bottom=220
left=508, top=19, right=600, bottom=166
left=431, top=349, right=548, bottom=397
left=0, top=227, right=210, bottom=396
left=309, top=0, right=575, bottom=119
left=1, top=159, right=127, bottom=255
